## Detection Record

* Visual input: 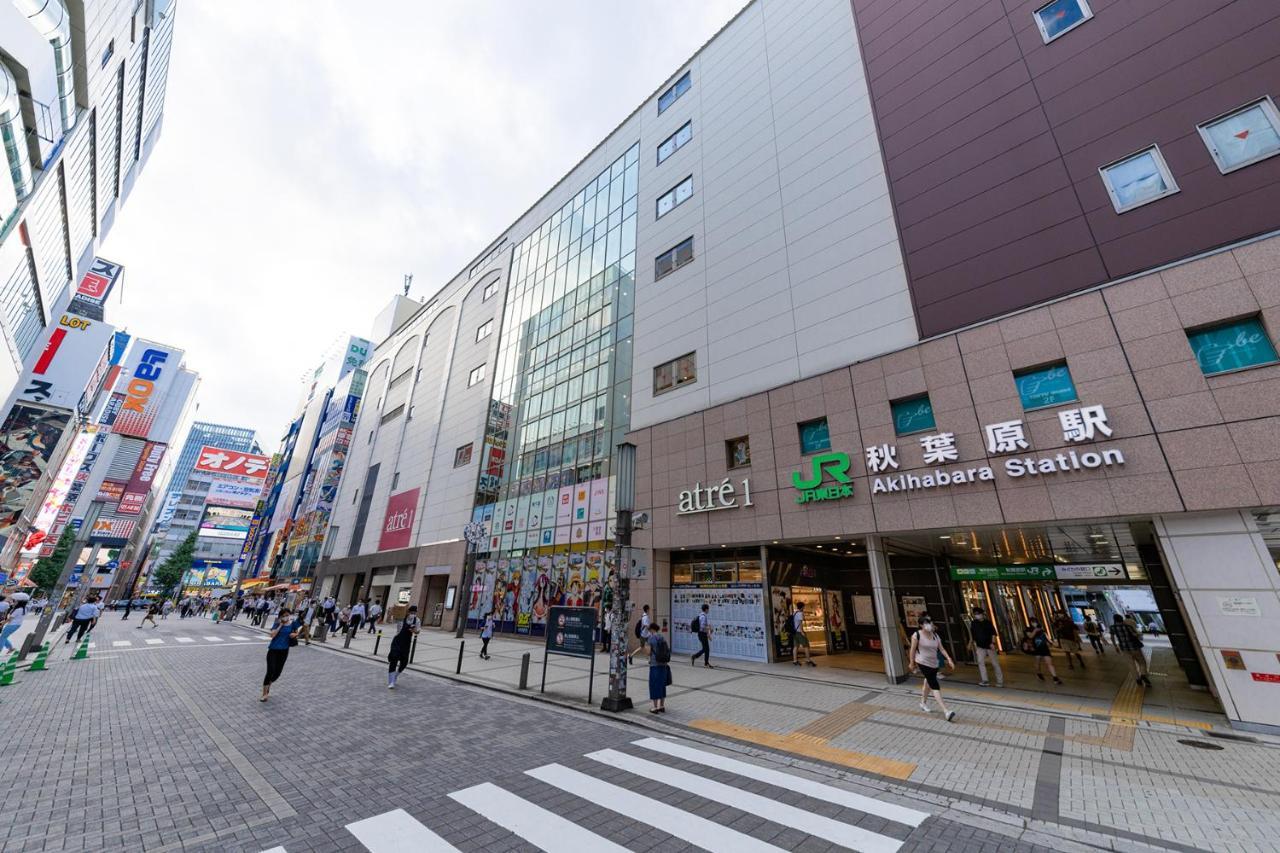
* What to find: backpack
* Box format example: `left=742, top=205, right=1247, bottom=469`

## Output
left=634, top=618, right=644, bottom=639
left=653, top=635, right=671, bottom=664
left=689, top=615, right=701, bottom=634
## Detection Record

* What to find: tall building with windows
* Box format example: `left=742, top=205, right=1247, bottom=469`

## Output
left=299, top=0, right=1280, bottom=735
left=0, top=0, right=178, bottom=396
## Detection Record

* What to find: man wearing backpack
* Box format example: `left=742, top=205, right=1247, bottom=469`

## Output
left=690, top=603, right=713, bottom=668
left=647, top=625, right=672, bottom=713
left=629, top=604, right=652, bottom=664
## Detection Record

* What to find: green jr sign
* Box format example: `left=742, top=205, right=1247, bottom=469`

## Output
left=950, top=564, right=1056, bottom=582
left=791, top=451, right=854, bottom=504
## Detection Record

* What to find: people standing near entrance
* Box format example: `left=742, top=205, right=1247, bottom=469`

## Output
left=137, top=602, right=161, bottom=629
left=969, top=610, right=1003, bottom=687
left=1053, top=612, right=1087, bottom=670
left=63, top=596, right=100, bottom=644
left=349, top=599, right=366, bottom=634
left=366, top=600, right=383, bottom=633
left=1083, top=616, right=1106, bottom=654
left=386, top=606, right=420, bottom=688
left=791, top=602, right=815, bottom=667
left=260, top=608, right=300, bottom=702
left=479, top=612, right=495, bottom=660
left=629, top=604, right=652, bottom=664
left=1110, top=613, right=1151, bottom=686
left=909, top=616, right=956, bottom=721
left=648, top=624, right=671, bottom=713
left=1022, top=620, right=1062, bottom=684
left=690, top=604, right=713, bottom=668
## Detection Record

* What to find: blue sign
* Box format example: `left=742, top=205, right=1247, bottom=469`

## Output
left=1015, top=363, right=1077, bottom=411
left=1187, top=318, right=1279, bottom=376
left=105, top=560, right=119, bottom=570
left=799, top=419, right=831, bottom=455
left=891, top=395, right=936, bottom=436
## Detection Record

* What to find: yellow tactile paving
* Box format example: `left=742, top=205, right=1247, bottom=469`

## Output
left=794, top=700, right=880, bottom=740
left=688, top=718, right=917, bottom=780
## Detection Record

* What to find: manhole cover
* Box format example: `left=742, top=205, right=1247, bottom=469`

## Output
left=1178, top=739, right=1224, bottom=750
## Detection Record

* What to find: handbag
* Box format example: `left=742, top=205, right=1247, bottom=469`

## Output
left=664, top=667, right=673, bottom=687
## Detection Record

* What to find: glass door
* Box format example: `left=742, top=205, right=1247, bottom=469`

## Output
left=790, top=586, right=828, bottom=654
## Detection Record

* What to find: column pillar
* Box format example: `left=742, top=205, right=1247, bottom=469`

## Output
left=866, top=534, right=907, bottom=683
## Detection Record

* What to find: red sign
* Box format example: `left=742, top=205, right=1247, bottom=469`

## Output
left=96, top=479, right=126, bottom=502
left=117, top=442, right=166, bottom=516
left=23, top=529, right=46, bottom=550
left=1251, top=672, right=1280, bottom=684
left=194, top=445, right=270, bottom=479
left=378, top=488, right=420, bottom=552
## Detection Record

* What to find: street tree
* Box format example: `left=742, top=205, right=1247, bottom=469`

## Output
left=28, top=526, right=77, bottom=593
left=152, top=531, right=196, bottom=598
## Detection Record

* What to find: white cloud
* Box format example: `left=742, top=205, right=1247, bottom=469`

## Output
left=101, top=0, right=744, bottom=442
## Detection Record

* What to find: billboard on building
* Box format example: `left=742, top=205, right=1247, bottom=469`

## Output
left=17, top=312, right=116, bottom=412
left=67, top=257, right=124, bottom=320
left=199, top=505, right=254, bottom=540
left=206, top=478, right=264, bottom=508
left=117, top=442, right=166, bottom=515
left=193, top=446, right=270, bottom=479
left=378, top=488, right=420, bottom=551
left=87, top=516, right=136, bottom=546
left=112, top=341, right=185, bottom=439
left=0, top=404, right=72, bottom=533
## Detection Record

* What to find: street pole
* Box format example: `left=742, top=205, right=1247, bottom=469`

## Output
left=602, top=442, right=635, bottom=713
left=20, top=502, right=103, bottom=658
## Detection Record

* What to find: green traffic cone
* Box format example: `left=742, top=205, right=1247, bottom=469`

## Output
left=71, top=634, right=90, bottom=661
left=27, top=643, right=50, bottom=672
left=0, top=656, right=16, bottom=686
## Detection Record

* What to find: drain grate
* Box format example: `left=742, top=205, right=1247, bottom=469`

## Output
left=1178, top=738, right=1225, bottom=750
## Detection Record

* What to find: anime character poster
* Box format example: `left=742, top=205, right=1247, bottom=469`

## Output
left=529, top=555, right=554, bottom=629
left=770, top=585, right=795, bottom=659
left=0, top=405, right=71, bottom=532
left=551, top=553, right=569, bottom=607
left=565, top=553, right=587, bottom=607
left=826, top=590, right=849, bottom=652
left=585, top=551, right=603, bottom=612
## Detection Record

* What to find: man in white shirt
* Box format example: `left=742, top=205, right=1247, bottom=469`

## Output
left=349, top=600, right=367, bottom=634
left=366, top=601, right=383, bottom=633
left=628, top=604, right=652, bottom=664
left=63, top=596, right=100, bottom=644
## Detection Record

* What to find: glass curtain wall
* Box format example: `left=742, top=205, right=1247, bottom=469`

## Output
left=468, top=143, right=640, bottom=635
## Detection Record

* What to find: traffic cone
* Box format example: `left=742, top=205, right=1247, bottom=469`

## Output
left=0, top=655, right=17, bottom=686
left=71, top=634, right=90, bottom=660
left=26, top=643, right=50, bottom=672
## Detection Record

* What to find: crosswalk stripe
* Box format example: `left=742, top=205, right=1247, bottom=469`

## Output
left=203, top=636, right=223, bottom=642
left=449, top=782, right=630, bottom=852
left=176, top=637, right=194, bottom=643
left=632, top=738, right=927, bottom=827
left=111, top=641, right=131, bottom=647
left=145, top=638, right=164, bottom=645
left=345, top=808, right=460, bottom=852
left=586, top=749, right=902, bottom=853
left=259, top=848, right=287, bottom=853
left=526, top=763, right=783, bottom=853
left=232, top=636, right=252, bottom=641
left=87, top=643, right=96, bottom=648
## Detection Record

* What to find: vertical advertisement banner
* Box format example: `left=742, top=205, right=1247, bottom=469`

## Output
left=112, top=341, right=184, bottom=438
left=0, top=404, right=72, bottom=532
left=117, top=442, right=166, bottom=515
left=67, top=257, right=124, bottom=320
left=378, top=488, right=420, bottom=551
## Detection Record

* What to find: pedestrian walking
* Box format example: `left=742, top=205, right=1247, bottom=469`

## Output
left=161, top=599, right=173, bottom=620
left=366, top=600, right=382, bottom=633
left=969, top=609, right=1003, bottom=687
left=63, top=596, right=100, bottom=644
left=1022, top=620, right=1063, bottom=684
left=0, top=596, right=27, bottom=653
left=1110, top=614, right=1151, bottom=686
left=137, top=602, right=161, bottom=629
left=349, top=600, right=366, bottom=634
left=1053, top=611, right=1086, bottom=670
left=479, top=612, right=495, bottom=659
left=629, top=604, right=652, bottom=663
left=1083, top=616, right=1106, bottom=654
left=387, top=606, right=420, bottom=688
left=337, top=605, right=350, bottom=635
left=909, top=615, right=957, bottom=721
left=690, top=603, right=713, bottom=668
left=261, top=609, right=301, bottom=702
left=647, top=625, right=672, bottom=713
left=215, top=597, right=230, bottom=623
left=121, top=597, right=133, bottom=621
left=791, top=601, right=815, bottom=667
left=300, top=599, right=317, bottom=645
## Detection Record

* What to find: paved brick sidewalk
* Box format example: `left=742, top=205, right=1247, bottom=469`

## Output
left=302, top=620, right=1280, bottom=853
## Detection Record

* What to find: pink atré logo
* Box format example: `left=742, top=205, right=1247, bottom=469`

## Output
left=378, top=488, right=420, bottom=551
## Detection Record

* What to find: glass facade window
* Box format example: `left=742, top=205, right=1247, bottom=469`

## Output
left=657, top=121, right=693, bottom=164
left=654, top=237, right=694, bottom=281
left=1198, top=98, right=1280, bottom=174
left=798, top=418, right=830, bottom=454
left=657, top=71, right=691, bottom=114
left=656, top=176, right=693, bottom=219
left=1099, top=146, right=1179, bottom=213
left=653, top=352, right=696, bottom=394
left=454, top=443, right=473, bottom=467
left=1015, top=363, right=1078, bottom=410
left=1033, top=0, right=1092, bottom=43
left=476, top=319, right=494, bottom=342
left=468, top=364, right=486, bottom=387
left=482, top=280, right=499, bottom=301
left=891, top=395, right=936, bottom=435
left=1187, top=317, right=1279, bottom=375
left=726, top=436, right=750, bottom=469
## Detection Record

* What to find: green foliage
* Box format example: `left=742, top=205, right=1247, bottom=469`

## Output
left=152, top=531, right=197, bottom=595
left=28, top=526, right=77, bottom=593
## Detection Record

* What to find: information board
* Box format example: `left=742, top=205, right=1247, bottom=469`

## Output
left=544, top=606, right=597, bottom=659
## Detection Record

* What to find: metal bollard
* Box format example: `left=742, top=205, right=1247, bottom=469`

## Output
left=343, top=627, right=353, bottom=649
left=373, top=630, right=382, bottom=655
left=410, top=634, right=418, bottom=663
left=456, top=641, right=465, bottom=674
left=519, top=652, right=530, bottom=690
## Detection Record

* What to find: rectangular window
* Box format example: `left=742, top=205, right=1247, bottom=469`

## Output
left=656, top=176, right=693, bottom=219
left=454, top=443, right=474, bottom=467
left=1099, top=146, right=1179, bottom=213
left=1015, top=363, right=1078, bottom=410
left=101, top=40, right=115, bottom=69
left=1033, top=0, right=1093, bottom=43
left=891, top=395, right=937, bottom=436
left=381, top=405, right=404, bottom=425
left=798, top=418, right=831, bottom=455
left=482, top=280, right=499, bottom=301
left=391, top=472, right=400, bottom=490
left=654, top=237, right=694, bottom=281
left=653, top=352, right=697, bottom=394
left=1187, top=317, right=1279, bottom=376
left=726, top=436, right=751, bottom=470
left=657, top=71, right=691, bottom=114
left=1197, top=97, right=1280, bottom=174
left=476, top=319, right=493, bottom=342
left=657, top=121, right=693, bottom=164
left=468, top=364, right=486, bottom=387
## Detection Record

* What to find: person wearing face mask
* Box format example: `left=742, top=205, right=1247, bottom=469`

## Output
left=969, top=609, right=1003, bottom=687
left=908, top=616, right=957, bottom=722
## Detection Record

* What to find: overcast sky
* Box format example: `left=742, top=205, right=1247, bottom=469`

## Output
left=101, top=0, right=744, bottom=445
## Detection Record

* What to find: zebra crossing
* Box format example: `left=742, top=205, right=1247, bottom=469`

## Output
left=261, top=737, right=930, bottom=853
left=98, top=635, right=261, bottom=649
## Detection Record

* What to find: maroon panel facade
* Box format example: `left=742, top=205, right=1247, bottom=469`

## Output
left=850, top=0, right=1280, bottom=337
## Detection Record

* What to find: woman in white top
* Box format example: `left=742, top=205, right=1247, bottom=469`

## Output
left=0, top=598, right=25, bottom=653
left=908, top=615, right=957, bottom=721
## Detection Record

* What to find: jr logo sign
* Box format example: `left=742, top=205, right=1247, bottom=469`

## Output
left=791, top=451, right=854, bottom=504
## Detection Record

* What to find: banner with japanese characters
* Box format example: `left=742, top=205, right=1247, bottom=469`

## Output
left=194, top=446, right=271, bottom=479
